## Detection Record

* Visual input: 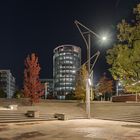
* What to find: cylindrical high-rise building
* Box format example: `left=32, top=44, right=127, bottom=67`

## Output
left=53, top=45, right=81, bottom=100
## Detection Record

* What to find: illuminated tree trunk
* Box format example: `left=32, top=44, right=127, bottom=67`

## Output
left=23, top=53, right=44, bottom=105
left=75, top=64, right=88, bottom=102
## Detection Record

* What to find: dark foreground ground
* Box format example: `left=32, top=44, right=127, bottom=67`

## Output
left=0, top=119, right=140, bottom=140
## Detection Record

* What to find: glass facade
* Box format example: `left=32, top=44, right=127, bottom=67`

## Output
left=53, top=45, right=81, bottom=99
left=0, top=70, right=15, bottom=98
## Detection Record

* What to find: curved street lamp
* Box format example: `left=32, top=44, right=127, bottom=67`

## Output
left=75, top=20, right=108, bottom=118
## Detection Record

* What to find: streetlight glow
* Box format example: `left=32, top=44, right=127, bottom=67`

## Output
left=118, top=82, right=121, bottom=86
left=88, top=78, right=92, bottom=86
left=102, top=36, right=107, bottom=41
left=98, top=31, right=112, bottom=46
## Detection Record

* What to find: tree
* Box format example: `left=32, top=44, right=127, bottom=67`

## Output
left=23, top=53, right=44, bottom=104
left=75, top=64, right=88, bottom=101
left=106, top=3, right=140, bottom=93
left=13, top=89, right=23, bottom=99
left=97, top=74, right=113, bottom=101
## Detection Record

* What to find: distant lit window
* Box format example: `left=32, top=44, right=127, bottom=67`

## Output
left=65, top=83, right=70, bottom=85
left=59, top=57, right=63, bottom=60
left=65, top=87, right=70, bottom=89
left=69, top=78, right=72, bottom=81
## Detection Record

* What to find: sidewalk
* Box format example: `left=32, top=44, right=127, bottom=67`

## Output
left=0, top=119, right=140, bottom=140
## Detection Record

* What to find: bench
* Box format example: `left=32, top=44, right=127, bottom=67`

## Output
left=26, top=110, right=39, bottom=118
left=54, top=113, right=67, bottom=120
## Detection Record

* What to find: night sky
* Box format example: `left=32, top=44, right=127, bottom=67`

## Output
left=0, top=0, right=139, bottom=88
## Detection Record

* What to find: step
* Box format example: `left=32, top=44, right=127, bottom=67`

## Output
left=0, top=118, right=57, bottom=123
left=94, top=117, right=140, bottom=123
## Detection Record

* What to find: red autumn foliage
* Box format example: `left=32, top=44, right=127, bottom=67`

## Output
left=98, top=74, right=113, bottom=95
left=23, top=53, right=44, bottom=104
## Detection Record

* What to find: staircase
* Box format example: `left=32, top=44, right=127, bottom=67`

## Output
left=0, top=101, right=87, bottom=123
left=90, top=102, right=140, bottom=123
left=1, top=101, right=140, bottom=123
left=0, top=110, right=55, bottom=123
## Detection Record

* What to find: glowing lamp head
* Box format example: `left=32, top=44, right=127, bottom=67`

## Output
left=102, top=36, right=107, bottom=41
left=88, top=78, right=92, bottom=86
left=118, top=82, right=121, bottom=86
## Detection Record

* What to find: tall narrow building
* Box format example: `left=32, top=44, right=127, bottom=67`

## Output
left=0, top=70, right=15, bottom=98
left=40, top=79, right=53, bottom=99
left=53, top=45, right=81, bottom=99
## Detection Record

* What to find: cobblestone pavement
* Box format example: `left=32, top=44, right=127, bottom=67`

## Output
left=0, top=119, right=140, bottom=140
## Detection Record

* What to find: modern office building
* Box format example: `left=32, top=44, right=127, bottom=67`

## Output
left=53, top=45, right=81, bottom=99
left=40, top=79, right=53, bottom=99
left=0, top=70, right=15, bottom=98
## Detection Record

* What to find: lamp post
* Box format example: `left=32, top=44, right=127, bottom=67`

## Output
left=87, top=33, right=91, bottom=74
left=44, top=82, right=48, bottom=99
left=131, top=81, right=140, bottom=102
left=86, top=77, right=91, bottom=118
left=116, top=81, right=121, bottom=96
left=75, top=20, right=108, bottom=118
left=73, top=52, right=100, bottom=118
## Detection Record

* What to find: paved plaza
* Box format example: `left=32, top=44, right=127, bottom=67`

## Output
left=0, top=119, right=140, bottom=140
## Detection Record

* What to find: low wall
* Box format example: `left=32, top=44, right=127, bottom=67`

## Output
left=112, top=94, right=140, bottom=102
left=0, top=98, right=31, bottom=106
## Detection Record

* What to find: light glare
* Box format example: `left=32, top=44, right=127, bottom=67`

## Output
left=118, top=82, right=121, bottom=86
left=102, top=36, right=107, bottom=41
left=88, top=78, right=92, bottom=86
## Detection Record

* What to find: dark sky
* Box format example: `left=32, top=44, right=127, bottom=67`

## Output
left=0, top=0, right=139, bottom=88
